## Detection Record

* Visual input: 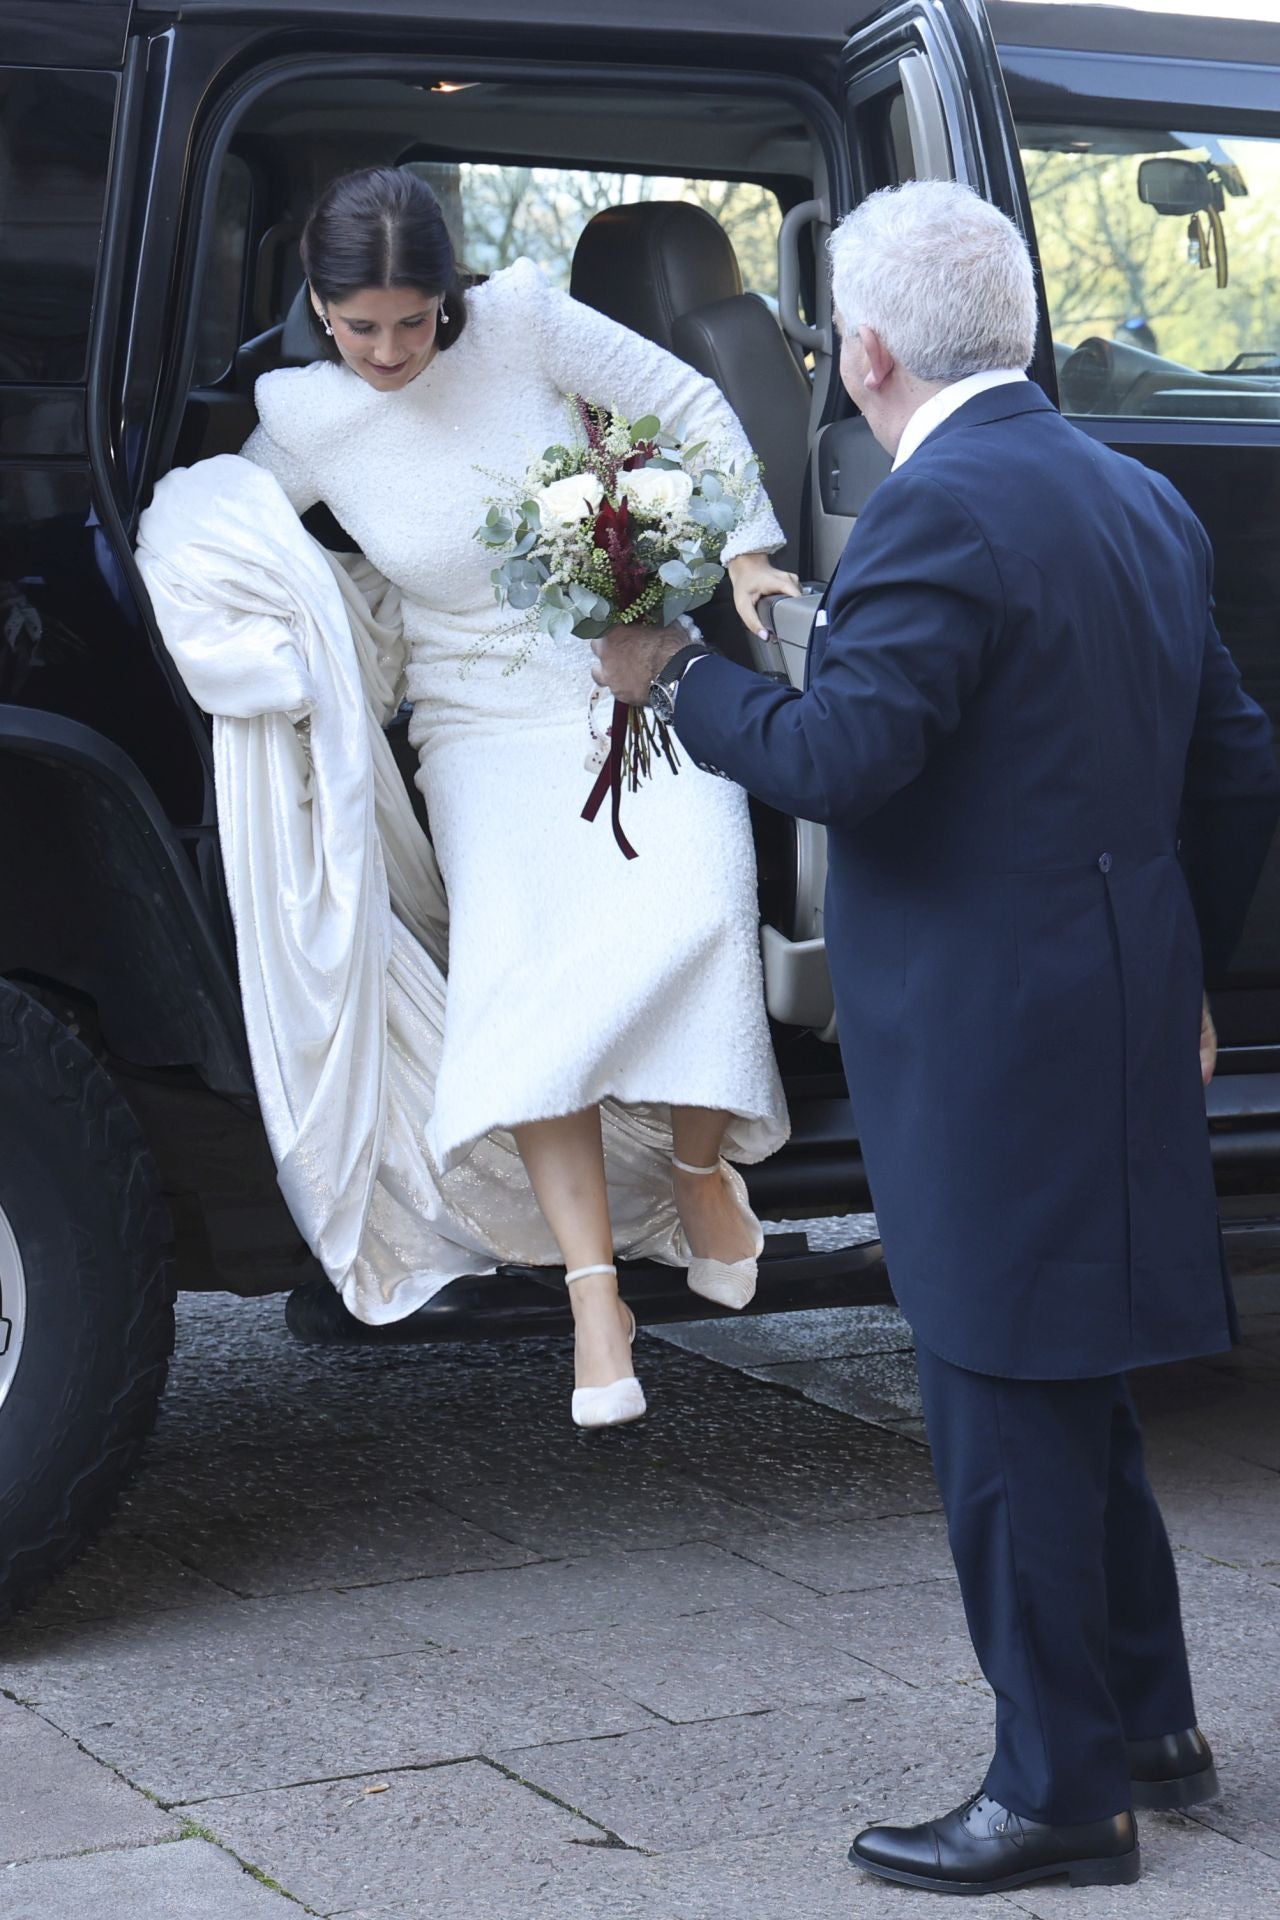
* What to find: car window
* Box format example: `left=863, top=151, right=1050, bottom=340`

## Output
left=402, top=160, right=782, bottom=305
left=0, top=68, right=117, bottom=383
left=192, top=155, right=253, bottom=386
left=1020, top=122, right=1280, bottom=422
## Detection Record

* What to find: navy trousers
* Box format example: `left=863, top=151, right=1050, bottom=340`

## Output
left=915, top=1343, right=1198, bottom=1825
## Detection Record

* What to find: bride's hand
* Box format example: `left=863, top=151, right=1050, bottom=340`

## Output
left=728, top=551, right=803, bottom=640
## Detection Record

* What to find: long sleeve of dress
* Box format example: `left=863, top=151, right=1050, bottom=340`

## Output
left=511, top=257, right=786, bottom=563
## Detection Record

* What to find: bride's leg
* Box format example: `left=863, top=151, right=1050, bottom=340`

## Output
left=671, top=1107, right=761, bottom=1264
left=513, top=1107, right=635, bottom=1391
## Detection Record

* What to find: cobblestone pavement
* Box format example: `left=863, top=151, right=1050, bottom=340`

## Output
left=1, top=1243, right=1277, bottom=1919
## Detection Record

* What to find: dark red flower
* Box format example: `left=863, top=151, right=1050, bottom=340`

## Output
left=594, top=496, right=649, bottom=610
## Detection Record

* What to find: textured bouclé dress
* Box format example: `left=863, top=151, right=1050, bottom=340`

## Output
left=241, top=257, right=789, bottom=1178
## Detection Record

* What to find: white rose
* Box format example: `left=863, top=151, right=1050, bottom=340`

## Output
left=622, top=466, right=695, bottom=519
left=535, top=472, right=604, bottom=534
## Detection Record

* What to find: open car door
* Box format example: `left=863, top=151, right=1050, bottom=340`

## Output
left=760, top=0, right=1052, bottom=1041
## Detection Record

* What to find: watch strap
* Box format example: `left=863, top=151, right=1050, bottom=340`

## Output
left=655, top=640, right=711, bottom=692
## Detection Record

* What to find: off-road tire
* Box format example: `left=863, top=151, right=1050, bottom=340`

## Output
left=0, top=981, right=175, bottom=1622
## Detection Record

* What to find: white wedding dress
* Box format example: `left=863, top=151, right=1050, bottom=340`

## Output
left=241, top=256, right=788, bottom=1190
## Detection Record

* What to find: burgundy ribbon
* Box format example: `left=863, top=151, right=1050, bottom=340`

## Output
left=581, top=698, right=638, bottom=859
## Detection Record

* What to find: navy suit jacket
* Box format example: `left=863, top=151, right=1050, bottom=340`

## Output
left=676, top=383, right=1280, bottom=1378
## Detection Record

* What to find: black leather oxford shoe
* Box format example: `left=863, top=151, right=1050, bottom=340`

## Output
left=1128, top=1728, right=1220, bottom=1810
left=849, top=1791, right=1140, bottom=1895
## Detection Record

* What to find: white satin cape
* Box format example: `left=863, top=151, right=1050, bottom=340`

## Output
left=136, top=455, right=690, bottom=1322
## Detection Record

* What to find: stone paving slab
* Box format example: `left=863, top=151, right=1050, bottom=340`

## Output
left=0, top=1838, right=303, bottom=1919
left=138, top=1491, right=539, bottom=1598
left=430, top=1453, right=765, bottom=1558
left=653, top=1302, right=911, bottom=1368
left=743, top=1349, right=928, bottom=1437
left=0, top=1583, right=427, bottom=1688
left=328, top=1542, right=814, bottom=1652
left=0, top=1542, right=812, bottom=1703
left=334, top=1829, right=974, bottom=1920
left=0, top=1697, right=180, bottom=1867
left=185, top=1757, right=610, bottom=1916
left=721, top=1509, right=954, bottom=1596
left=762, top=1574, right=984, bottom=1689
left=22, top=1533, right=234, bottom=1625
left=19, top=1638, right=660, bottom=1806
left=495, top=1689, right=993, bottom=1853
left=537, top=1603, right=904, bottom=1723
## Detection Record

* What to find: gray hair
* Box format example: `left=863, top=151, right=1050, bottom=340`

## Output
left=828, top=180, right=1037, bottom=382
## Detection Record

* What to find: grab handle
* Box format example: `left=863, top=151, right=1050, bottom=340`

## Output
left=778, top=197, right=831, bottom=357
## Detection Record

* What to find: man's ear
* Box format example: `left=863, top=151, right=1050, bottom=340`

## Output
left=858, top=325, right=895, bottom=391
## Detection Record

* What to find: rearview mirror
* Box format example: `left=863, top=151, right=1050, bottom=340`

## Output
left=1138, top=157, right=1224, bottom=216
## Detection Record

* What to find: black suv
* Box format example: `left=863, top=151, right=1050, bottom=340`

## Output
left=3, top=0, right=1279, bottom=1617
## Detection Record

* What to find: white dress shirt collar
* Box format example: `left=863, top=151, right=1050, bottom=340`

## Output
left=891, top=368, right=1029, bottom=471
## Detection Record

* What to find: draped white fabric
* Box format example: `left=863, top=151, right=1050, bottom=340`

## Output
left=137, top=454, right=690, bottom=1322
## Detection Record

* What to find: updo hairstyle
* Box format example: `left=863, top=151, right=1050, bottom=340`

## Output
left=299, top=166, right=468, bottom=357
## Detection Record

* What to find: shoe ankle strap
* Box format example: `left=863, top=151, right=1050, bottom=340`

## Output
left=565, top=1264, right=617, bottom=1286
left=672, top=1157, right=720, bottom=1176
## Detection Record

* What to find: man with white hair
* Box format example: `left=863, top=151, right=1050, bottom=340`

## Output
left=593, top=179, right=1280, bottom=1895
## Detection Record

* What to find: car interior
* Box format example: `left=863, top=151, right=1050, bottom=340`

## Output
left=173, top=70, right=913, bottom=1056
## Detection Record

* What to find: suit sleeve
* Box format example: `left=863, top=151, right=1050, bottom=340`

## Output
left=674, top=472, right=1003, bottom=829
left=1178, top=545, right=1280, bottom=984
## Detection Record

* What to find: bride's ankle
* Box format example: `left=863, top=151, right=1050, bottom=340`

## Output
left=566, top=1267, right=619, bottom=1312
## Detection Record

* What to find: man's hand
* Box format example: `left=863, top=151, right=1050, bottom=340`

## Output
left=728, top=550, right=803, bottom=638
left=1200, top=992, right=1218, bottom=1087
left=590, top=623, right=685, bottom=706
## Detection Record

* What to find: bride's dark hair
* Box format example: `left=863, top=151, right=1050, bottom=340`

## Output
left=299, top=166, right=468, bottom=356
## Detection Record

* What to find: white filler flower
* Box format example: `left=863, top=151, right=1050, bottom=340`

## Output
left=622, top=466, right=695, bottom=518
left=535, top=472, right=605, bottom=533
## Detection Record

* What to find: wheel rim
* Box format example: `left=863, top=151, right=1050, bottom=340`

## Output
left=0, top=1197, right=26, bottom=1414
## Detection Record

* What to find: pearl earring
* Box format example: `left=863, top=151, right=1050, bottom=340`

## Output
left=322, top=318, right=334, bottom=337
left=439, top=302, right=450, bottom=326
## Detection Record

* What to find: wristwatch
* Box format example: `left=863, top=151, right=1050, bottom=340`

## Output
left=649, top=641, right=711, bottom=724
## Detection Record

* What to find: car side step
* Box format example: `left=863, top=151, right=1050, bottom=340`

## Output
left=284, top=1233, right=890, bottom=1345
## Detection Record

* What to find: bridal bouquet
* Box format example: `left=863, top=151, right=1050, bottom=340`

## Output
left=476, top=399, right=759, bottom=856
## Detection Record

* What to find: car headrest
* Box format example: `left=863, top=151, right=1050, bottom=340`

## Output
left=570, top=202, right=742, bottom=354
left=280, top=280, right=320, bottom=363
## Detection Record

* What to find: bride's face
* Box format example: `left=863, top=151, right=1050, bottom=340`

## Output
left=313, top=284, right=443, bottom=389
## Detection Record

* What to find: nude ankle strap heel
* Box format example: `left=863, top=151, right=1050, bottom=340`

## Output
left=672, top=1157, right=765, bottom=1311
left=565, top=1264, right=646, bottom=1429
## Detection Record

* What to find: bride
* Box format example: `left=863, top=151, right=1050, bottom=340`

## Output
left=239, top=166, right=795, bottom=1427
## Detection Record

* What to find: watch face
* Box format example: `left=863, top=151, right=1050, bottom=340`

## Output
left=649, top=679, right=677, bottom=725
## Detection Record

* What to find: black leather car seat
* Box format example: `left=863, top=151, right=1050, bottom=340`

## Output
left=174, top=282, right=319, bottom=468
left=569, top=202, right=811, bottom=571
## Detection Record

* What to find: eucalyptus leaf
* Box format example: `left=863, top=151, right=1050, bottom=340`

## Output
left=630, top=414, right=661, bottom=442
left=545, top=607, right=576, bottom=644
left=658, top=559, right=693, bottom=588
left=507, top=579, right=540, bottom=610
left=511, top=530, right=538, bottom=557
left=519, top=499, right=542, bottom=526
left=699, top=472, right=724, bottom=502
left=663, top=591, right=694, bottom=626
left=542, top=583, right=569, bottom=611
left=708, top=499, right=738, bottom=531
